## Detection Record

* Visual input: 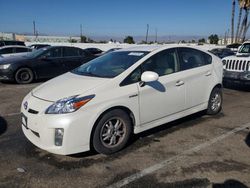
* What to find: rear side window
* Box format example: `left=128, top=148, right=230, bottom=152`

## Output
left=178, top=48, right=212, bottom=71
left=15, top=48, right=29, bottom=53
left=63, top=47, right=80, bottom=57
left=0, top=48, right=13, bottom=54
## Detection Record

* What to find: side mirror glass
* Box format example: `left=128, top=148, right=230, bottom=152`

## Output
left=141, top=71, right=159, bottom=83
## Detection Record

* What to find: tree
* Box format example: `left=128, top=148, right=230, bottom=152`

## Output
left=239, top=0, right=250, bottom=42
left=235, top=0, right=245, bottom=42
left=80, top=35, right=87, bottom=43
left=69, top=38, right=77, bottom=43
left=123, top=36, right=135, bottom=44
left=208, top=34, right=219, bottom=44
left=198, top=38, right=206, bottom=43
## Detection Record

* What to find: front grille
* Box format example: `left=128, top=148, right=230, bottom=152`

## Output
left=225, top=59, right=250, bottom=71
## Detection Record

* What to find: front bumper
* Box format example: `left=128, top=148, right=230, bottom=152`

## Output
left=0, top=68, right=14, bottom=81
left=21, top=93, right=95, bottom=155
left=223, top=70, right=250, bottom=85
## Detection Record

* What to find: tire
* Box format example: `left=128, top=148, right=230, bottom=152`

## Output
left=92, top=109, right=132, bottom=155
left=15, top=68, right=34, bottom=84
left=207, top=87, right=223, bottom=115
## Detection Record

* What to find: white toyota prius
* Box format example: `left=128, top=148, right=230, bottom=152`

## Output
left=21, top=45, right=223, bottom=155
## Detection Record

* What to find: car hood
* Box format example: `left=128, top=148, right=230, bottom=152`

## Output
left=32, top=72, right=110, bottom=102
left=223, top=54, right=250, bottom=61
left=0, top=55, right=31, bottom=65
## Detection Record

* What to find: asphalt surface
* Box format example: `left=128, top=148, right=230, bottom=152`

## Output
left=0, top=81, right=250, bottom=188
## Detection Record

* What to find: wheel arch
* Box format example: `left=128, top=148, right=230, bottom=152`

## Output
left=89, top=105, right=136, bottom=150
left=14, top=66, right=38, bottom=80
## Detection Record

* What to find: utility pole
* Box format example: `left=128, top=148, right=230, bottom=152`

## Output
left=155, top=28, right=158, bottom=43
left=146, top=24, right=149, bottom=43
left=80, top=24, right=83, bottom=37
left=33, top=21, right=36, bottom=36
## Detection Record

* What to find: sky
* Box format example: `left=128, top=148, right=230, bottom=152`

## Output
left=0, top=0, right=237, bottom=38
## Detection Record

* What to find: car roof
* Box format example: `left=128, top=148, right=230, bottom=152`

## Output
left=0, top=45, right=30, bottom=49
left=117, top=44, right=208, bottom=53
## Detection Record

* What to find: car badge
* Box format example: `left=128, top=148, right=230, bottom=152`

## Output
left=23, top=101, right=28, bottom=110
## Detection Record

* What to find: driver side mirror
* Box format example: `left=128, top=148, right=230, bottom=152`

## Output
left=141, top=71, right=159, bottom=82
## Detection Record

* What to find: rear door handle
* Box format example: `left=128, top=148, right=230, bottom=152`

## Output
left=205, top=71, right=212, bottom=76
left=176, top=80, right=185, bottom=86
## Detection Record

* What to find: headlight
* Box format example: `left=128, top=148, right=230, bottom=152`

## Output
left=45, top=94, right=95, bottom=114
left=0, top=64, right=10, bottom=69
left=222, top=60, right=226, bottom=66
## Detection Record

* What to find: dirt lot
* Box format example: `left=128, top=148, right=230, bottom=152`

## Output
left=0, top=82, right=250, bottom=188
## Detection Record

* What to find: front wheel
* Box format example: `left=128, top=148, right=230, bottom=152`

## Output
left=92, top=109, right=132, bottom=155
left=207, top=87, right=223, bottom=115
left=15, top=68, right=34, bottom=84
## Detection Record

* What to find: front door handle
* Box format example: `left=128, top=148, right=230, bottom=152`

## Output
left=205, top=71, right=212, bottom=76
left=176, top=80, right=185, bottom=86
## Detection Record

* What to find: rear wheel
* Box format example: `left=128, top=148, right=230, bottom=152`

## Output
left=15, top=68, right=34, bottom=84
left=92, top=109, right=132, bottom=155
left=207, top=87, right=223, bottom=115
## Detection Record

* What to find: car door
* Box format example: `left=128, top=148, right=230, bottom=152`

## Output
left=35, top=47, right=64, bottom=78
left=177, top=47, right=213, bottom=109
left=138, top=48, right=186, bottom=125
left=62, top=47, right=82, bottom=72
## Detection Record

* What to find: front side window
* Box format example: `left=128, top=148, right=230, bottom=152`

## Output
left=15, top=48, right=29, bottom=53
left=43, top=48, right=62, bottom=58
left=72, top=51, right=148, bottom=78
left=120, top=49, right=179, bottom=86
left=0, top=48, right=13, bottom=54
left=141, top=48, right=179, bottom=77
left=178, top=48, right=211, bottom=71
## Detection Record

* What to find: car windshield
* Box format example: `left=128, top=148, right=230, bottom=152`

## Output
left=238, top=43, right=250, bottom=53
left=72, top=51, right=148, bottom=78
left=25, top=47, right=49, bottom=58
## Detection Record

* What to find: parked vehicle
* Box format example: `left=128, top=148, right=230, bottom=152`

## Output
left=85, top=48, right=103, bottom=56
left=29, top=44, right=51, bottom=50
left=0, top=46, right=95, bottom=84
left=0, top=40, right=25, bottom=47
left=103, top=48, right=122, bottom=54
left=223, top=41, right=250, bottom=86
left=0, top=45, right=32, bottom=58
left=209, top=48, right=235, bottom=59
left=21, top=46, right=223, bottom=155
left=226, top=43, right=242, bottom=53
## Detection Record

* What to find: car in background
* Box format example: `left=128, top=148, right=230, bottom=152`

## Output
left=222, top=41, right=250, bottom=86
left=0, top=46, right=95, bottom=84
left=29, top=44, right=51, bottom=50
left=0, top=45, right=32, bottom=58
left=226, top=43, right=242, bottom=53
left=85, top=48, right=103, bottom=56
left=209, top=48, right=235, bottom=59
left=0, top=40, right=25, bottom=47
left=20, top=46, right=223, bottom=155
left=103, top=48, right=122, bottom=54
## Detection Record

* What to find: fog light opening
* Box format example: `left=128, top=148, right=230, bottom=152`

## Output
left=55, top=128, right=64, bottom=146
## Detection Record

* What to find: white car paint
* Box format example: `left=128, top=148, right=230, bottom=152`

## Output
left=21, top=45, right=223, bottom=155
